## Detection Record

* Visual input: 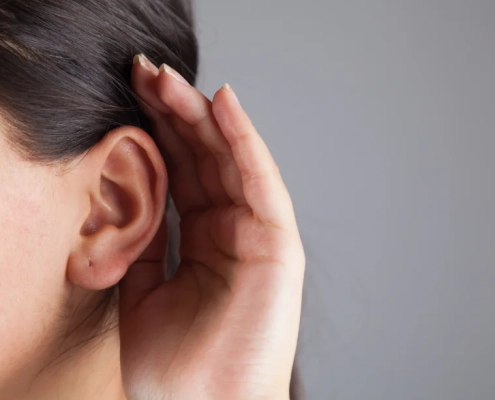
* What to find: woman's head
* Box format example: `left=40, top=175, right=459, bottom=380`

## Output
left=0, top=0, right=197, bottom=393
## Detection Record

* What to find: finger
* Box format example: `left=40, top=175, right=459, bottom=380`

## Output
left=155, top=65, right=247, bottom=206
left=146, top=104, right=213, bottom=216
left=212, top=85, right=296, bottom=229
left=132, top=53, right=171, bottom=114
left=168, top=110, right=232, bottom=205
left=178, top=208, right=237, bottom=281
left=119, top=260, right=165, bottom=314
left=133, top=56, right=229, bottom=205
left=132, top=54, right=212, bottom=216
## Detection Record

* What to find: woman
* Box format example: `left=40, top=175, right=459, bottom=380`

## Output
left=0, top=0, right=305, bottom=399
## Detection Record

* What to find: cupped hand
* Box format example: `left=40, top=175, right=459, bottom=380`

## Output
left=118, top=54, right=306, bottom=400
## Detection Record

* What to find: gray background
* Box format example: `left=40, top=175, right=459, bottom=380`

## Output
left=195, top=1, right=495, bottom=399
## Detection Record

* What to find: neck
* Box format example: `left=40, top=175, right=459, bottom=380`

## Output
left=35, top=327, right=126, bottom=400
left=12, top=290, right=127, bottom=400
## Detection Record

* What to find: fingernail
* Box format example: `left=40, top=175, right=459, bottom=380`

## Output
left=159, top=63, right=190, bottom=85
left=223, top=83, right=240, bottom=106
left=133, top=53, right=148, bottom=67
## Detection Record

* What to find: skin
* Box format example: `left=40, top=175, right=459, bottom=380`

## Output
left=0, top=54, right=305, bottom=400
left=0, top=111, right=166, bottom=399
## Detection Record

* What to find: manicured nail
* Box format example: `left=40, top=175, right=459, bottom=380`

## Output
left=133, top=53, right=148, bottom=67
left=159, top=63, right=190, bottom=85
left=223, top=83, right=240, bottom=106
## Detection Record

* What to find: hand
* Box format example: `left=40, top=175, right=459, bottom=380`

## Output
left=118, top=54, right=306, bottom=400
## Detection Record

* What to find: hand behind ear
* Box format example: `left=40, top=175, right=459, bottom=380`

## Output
left=116, top=56, right=305, bottom=400
left=66, top=126, right=167, bottom=291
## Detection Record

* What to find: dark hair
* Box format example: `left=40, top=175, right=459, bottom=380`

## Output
left=0, top=0, right=198, bottom=165
left=0, top=0, right=197, bottom=368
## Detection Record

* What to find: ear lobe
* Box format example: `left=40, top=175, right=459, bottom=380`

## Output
left=67, top=127, right=167, bottom=291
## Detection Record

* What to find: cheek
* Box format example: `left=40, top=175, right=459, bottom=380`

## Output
left=0, top=191, right=51, bottom=291
left=0, top=174, right=69, bottom=387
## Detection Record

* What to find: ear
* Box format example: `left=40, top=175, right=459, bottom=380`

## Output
left=67, top=126, right=168, bottom=291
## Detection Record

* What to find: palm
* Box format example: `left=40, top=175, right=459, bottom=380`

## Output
left=118, top=58, right=305, bottom=399
left=121, top=203, right=288, bottom=392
